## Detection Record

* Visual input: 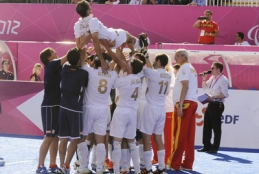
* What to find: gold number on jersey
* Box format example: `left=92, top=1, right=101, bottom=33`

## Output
left=98, top=79, right=108, bottom=94
left=158, top=81, right=169, bottom=94
left=131, top=87, right=139, bottom=101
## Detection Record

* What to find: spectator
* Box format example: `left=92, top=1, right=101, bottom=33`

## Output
left=30, top=63, right=42, bottom=81
left=128, top=0, right=143, bottom=4
left=0, top=59, right=14, bottom=80
left=188, top=0, right=206, bottom=6
left=193, top=10, right=219, bottom=44
left=105, top=0, right=120, bottom=4
left=234, top=32, right=250, bottom=45
left=142, top=0, right=161, bottom=4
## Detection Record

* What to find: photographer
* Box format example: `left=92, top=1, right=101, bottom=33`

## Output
left=193, top=10, right=219, bottom=44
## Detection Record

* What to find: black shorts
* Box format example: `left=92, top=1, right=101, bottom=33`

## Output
left=58, top=107, right=83, bottom=139
left=41, top=106, right=60, bottom=137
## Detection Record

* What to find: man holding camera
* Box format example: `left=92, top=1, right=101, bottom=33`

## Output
left=193, top=10, right=219, bottom=44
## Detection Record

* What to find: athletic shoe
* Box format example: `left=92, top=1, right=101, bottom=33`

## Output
left=76, top=167, right=91, bottom=174
left=141, top=168, right=153, bottom=174
left=36, top=165, right=48, bottom=174
left=73, top=160, right=80, bottom=170
left=151, top=159, right=158, bottom=165
left=0, top=157, right=5, bottom=167
left=120, top=169, right=129, bottom=174
left=91, top=163, right=96, bottom=171
left=104, top=158, right=110, bottom=168
left=153, top=168, right=166, bottom=174
left=140, top=164, right=145, bottom=170
left=180, top=166, right=192, bottom=171
left=107, top=161, right=113, bottom=170
left=103, top=165, right=110, bottom=173
left=60, top=165, right=70, bottom=174
left=48, top=166, right=62, bottom=174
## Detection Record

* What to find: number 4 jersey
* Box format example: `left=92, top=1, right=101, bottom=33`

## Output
left=143, top=67, right=172, bottom=107
left=82, top=65, right=118, bottom=107
left=114, top=74, right=142, bottom=110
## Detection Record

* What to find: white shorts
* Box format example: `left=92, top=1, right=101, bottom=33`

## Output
left=137, top=99, right=147, bottom=129
left=140, top=103, right=166, bottom=135
left=82, top=106, right=108, bottom=136
left=110, top=106, right=137, bottom=139
left=113, top=29, right=127, bottom=49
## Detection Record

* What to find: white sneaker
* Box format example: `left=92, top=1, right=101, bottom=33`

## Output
left=73, top=160, right=80, bottom=170
left=60, top=166, right=70, bottom=174
left=76, top=167, right=91, bottom=174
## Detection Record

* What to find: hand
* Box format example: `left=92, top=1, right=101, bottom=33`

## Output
left=177, top=107, right=183, bottom=117
left=86, top=45, right=95, bottom=54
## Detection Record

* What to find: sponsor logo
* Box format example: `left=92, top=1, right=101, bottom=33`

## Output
left=196, top=107, right=240, bottom=126
left=0, top=20, right=20, bottom=35
left=248, top=25, right=259, bottom=46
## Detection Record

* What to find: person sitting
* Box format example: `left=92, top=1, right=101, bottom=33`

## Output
left=234, top=32, right=250, bottom=46
left=188, top=0, right=206, bottom=6
left=30, top=63, right=42, bottom=81
left=0, top=59, right=14, bottom=80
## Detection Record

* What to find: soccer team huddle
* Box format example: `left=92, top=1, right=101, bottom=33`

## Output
left=36, top=1, right=189, bottom=174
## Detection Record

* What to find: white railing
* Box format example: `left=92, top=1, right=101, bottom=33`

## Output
left=208, top=0, right=259, bottom=7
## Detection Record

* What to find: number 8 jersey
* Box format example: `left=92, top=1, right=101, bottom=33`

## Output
left=82, top=65, right=117, bottom=107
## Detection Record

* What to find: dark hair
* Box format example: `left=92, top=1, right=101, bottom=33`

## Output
left=155, top=54, right=169, bottom=67
left=67, top=48, right=81, bottom=66
left=173, top=64, right=180, bottom=70
left=2, top=59, right=10, bottom=66
left=237, top=32, right=244, bottom=40
left=76, top=0, right=90, bottom=18
left=134, top=53, right=146, bottom=66
left=94, top=53, right=112, bottom=69
left=213, top=62, right=223, bottom=73
left=131, top=59, right=143, bottom=74
left=40, top=48, right=52, bottom=65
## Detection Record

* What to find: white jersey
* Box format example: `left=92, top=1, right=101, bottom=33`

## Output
left=234, top=41, right=250, bottom=46
left=173, top=63, right=198, bottom=105
left=165, top=73, right=175, bottom=112
left=114, top=74, right=142, bottom=109
left=74, top=15, right=116, bottom=42
left=82, top=65, right=117, bottom=107
left=143, top=67, right=171, bottom=107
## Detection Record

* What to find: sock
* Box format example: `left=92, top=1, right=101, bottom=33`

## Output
left=85, top=140, right=91, bottom=166
left=138, top=144, right=145, bottom=166
left=96, top=143, right=106, bottom=173
left=143, top=151, right=152, bottom=171
left=77, top=142, right=89, bottom=171
left=91, top=145, right=97, bottom=165
left=128, top=142, right=140, bottom=173
left=49, top=164, right=57, bottom=169
left=157, top=150, right=165, bottom=170
left=120, top=149, right=128, bottom=171
left=112, top=141, right=122, bottom=174
left=108, top=143, right=112, bottom=159
left=127, top=149, right=131, bottom=169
